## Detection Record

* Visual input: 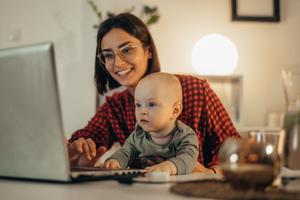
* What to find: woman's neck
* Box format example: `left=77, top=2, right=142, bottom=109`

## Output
left=127, top=86, right=135, bottom=95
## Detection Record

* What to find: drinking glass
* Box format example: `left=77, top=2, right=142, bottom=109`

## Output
left=281, top=67, right=300, bottom=169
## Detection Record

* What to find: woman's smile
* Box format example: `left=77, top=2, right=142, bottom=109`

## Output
left=115, top=67, right=134, bottom=76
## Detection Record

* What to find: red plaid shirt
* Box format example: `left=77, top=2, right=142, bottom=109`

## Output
left=70, top=75, right=240, bottom=167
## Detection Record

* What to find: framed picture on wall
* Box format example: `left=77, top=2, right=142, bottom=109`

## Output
left=231, top=0, right=280, bottom=22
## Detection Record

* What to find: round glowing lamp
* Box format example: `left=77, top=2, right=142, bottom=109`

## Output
left=191, top=34, right=238, bottom=75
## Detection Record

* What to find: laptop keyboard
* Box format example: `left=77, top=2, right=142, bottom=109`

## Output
left=71, top=167, right=146, bottom=179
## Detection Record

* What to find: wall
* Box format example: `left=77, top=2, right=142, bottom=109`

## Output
left=0, top=0, right=96, bottom=136
left=0, top=0, right=299, bottom=137
left=145, top=0, right=300, bottom=128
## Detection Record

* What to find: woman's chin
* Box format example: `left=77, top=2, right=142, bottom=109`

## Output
left=115, top=74, right=139, bottom=88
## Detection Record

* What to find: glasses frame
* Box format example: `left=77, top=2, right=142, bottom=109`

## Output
left=97, top=43, right=144, bottom=67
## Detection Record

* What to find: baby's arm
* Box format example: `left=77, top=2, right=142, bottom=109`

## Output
left=101, top=159, right=121, bottom=169
left=145, top=160, right=177, bottom=175
left=145, top=131, right=199, bottom=175
left=168, top=131, right=199, bottom=175
left=102, top=132, right=139, bottom=169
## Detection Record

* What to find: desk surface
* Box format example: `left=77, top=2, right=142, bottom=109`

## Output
left=2, top=176, right=300, bottom=200
left=0, top=179, right=199, bottom=200
left=0, top=173, right=223, bottom=200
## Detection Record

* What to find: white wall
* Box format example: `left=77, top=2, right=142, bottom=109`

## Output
left=146, top=0, right=300, bottom=128
left=0, top=0, right=96, bottom=136
left=1, top=0, right=300, bottom=137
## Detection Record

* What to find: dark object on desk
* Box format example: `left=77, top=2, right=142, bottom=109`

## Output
left=170, top=180, right=300, bottom=200
left=221, top=164, right=275, bottom=189
left=71, top=167, right=146, bottom=182
left=218, top=138, right=280, bottom=189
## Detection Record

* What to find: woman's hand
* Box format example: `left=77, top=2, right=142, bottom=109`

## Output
left=67, top=137, right=107, bottom=167
left=100, top=159, right=121, bottom=169
left=192, top=161, right=220, bottom=174
left=145, top=161, right=177, bottom=175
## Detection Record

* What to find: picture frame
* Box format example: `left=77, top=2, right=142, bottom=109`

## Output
left=231, top=0, right=280, bottom=22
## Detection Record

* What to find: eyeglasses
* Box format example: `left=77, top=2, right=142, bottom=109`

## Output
left=97, top=43, right=144, bottom=67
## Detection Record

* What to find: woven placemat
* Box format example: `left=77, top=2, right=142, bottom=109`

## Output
left=170, top=180, right=300, bottom=200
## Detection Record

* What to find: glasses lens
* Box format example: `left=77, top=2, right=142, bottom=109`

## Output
left=98, top=52, right=114, bottom=66
left=98, top=43, right=142, bottom=66
left=118, top=45, right=138, bottom=61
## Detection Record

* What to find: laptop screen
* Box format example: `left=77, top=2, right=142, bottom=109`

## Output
left=0, top=42, right=70, bottom=181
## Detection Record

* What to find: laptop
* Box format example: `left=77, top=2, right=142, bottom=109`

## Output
left=0, top=42, right=145, bottom=182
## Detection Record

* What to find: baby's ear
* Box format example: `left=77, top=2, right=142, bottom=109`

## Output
left=173, top=101, right=182, bottom=118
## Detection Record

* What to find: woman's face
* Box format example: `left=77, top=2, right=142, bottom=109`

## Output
left=100, top=28, right=151, bottom=90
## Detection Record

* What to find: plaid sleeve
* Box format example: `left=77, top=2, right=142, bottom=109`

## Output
left=69, top=90, right=136, bottom=149
left=202, top=79, right=240, bottom=167
left=69, top=101, right=113, bottom=149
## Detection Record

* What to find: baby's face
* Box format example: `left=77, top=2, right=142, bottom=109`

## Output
left=134, top=81, right=175, bottom=137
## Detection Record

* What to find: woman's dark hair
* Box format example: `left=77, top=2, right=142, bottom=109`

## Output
left=95, top=13, right=161, bottom=95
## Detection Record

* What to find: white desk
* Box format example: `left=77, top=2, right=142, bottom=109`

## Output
left=0, top=179, right=203, bottom=200
left=2, top=175, right=300, bottom=200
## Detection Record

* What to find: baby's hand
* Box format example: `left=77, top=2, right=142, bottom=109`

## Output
left=145, top=160, right=177, bottom=175
left=100, top=159, right=121, bottom=169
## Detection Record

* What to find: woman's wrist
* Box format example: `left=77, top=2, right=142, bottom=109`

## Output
left=208, top=165, right=221, bottom=174
left=209, top=167, right=216, bottom=174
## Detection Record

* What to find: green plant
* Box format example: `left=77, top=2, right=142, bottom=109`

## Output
left=86, top=0, right=160, bottom=28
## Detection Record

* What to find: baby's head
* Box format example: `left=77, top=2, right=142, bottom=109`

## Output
left=134, top=72, right=182, bottom=136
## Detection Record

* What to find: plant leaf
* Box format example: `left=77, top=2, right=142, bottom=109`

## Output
left=86, top=1, right=160, bottom=28
left=143, top=5, right=157, bottom=15
left=146, top=15, right=160, bottom=25
left=106, top=11, right=115, bottom=18
left=87, top=0, right=102, bottom=20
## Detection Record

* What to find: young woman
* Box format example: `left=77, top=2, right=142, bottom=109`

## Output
left=67, top=13, right=240, bottom=174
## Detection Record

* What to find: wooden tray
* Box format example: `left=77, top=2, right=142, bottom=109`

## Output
left=170, top=180, right=300, bottom=200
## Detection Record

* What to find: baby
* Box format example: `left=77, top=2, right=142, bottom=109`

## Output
left=101, top=72, right=199, bottom=175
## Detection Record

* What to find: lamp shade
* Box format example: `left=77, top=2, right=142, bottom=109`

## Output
left=191, top=34, right=238, bottom=75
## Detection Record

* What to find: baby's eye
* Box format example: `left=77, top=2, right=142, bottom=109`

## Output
left=148, top=102, right=157, bottom=107
left=135, top=103, right=141, bottom=108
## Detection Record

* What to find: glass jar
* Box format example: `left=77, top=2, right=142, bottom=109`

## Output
left=281, top=67, right=300, bottom=169
left=218, top=137, right=280, bottom=189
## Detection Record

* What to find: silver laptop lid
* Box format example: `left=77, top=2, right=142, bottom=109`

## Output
left=0, top=42, right=70, bottom=181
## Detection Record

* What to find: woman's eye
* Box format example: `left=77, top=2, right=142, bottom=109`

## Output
left=103, top=53, right=114, bottom=60
left=121, top=46, right=135, bottom=54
